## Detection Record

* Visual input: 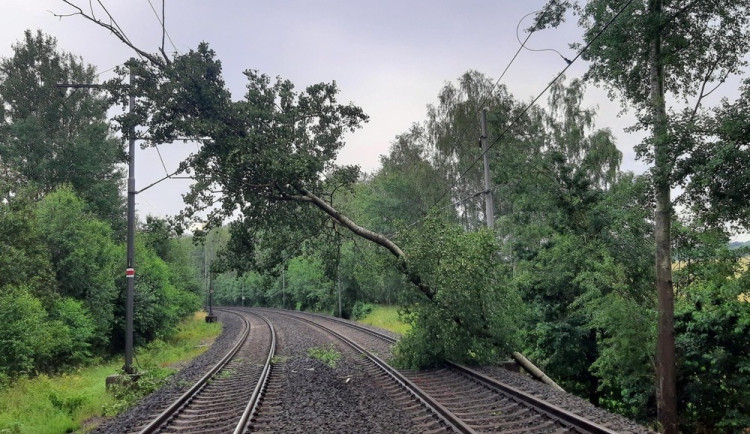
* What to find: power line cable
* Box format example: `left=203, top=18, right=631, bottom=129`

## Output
left=145, top=0, right=179, bottom=53
left=516, top=9, right=572, bottom=64
left=402, top=0, right=636, bottom=231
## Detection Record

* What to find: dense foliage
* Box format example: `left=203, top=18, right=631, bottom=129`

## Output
left=0, top=33, right=202, bottom=384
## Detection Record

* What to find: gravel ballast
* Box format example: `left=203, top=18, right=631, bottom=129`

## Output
left=250, top=310, right=445, bottom=433
left=92, top=310, right=243, bottom=433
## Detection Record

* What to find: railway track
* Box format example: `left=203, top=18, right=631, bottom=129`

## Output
left=136, top=309, right=275, bottom=434
left=272, top=309, right=619, bottom=434
left=250, top=309, right=466, bottom=433
left=125, top=307, right=624, bottom=433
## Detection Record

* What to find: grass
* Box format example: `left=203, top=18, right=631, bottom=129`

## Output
left=0, top=311, right=221, bottom=434
left=307, top=344, right=341, bottom=368
left=356, top=305, right=411, bottom=335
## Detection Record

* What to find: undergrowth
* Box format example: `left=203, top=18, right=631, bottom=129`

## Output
left=0, top=311, right=221, bottom=433
left=356, top=305, right=411, bottom=335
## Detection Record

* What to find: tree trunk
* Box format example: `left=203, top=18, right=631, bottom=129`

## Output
left=649, top=0, right=677, bottom=432
left=293, top=185, right=435, bottom=301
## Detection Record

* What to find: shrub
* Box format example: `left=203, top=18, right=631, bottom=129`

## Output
left=675, top=276, right=750, bottom=432
left=392, top=216, right=523, bottom=369
left=351, top=301, right=374, bottom=320
left=0, top=286, right=53, bottom=378
left=49, top=297, right=96, bottom=366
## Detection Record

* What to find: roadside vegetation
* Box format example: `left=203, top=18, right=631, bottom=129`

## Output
left=0, top=312, right=221, bottom=434
left=0, top=31, right=213, bottom=432
left=356, top=305, right=410, bottom=335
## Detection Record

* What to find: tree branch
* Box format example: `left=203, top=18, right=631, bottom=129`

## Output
left=292, top=184, right=435, bottom=300
left=690, top=57, right=721, bottom=121
left=294, top=184, right=405, bottom=258
left=56, top=1, right=165, bottom=67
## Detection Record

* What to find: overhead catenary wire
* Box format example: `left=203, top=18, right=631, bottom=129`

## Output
left=402, top=0, right=636, bottom=232
left=516, top=9, right=573, bottom=64
left=94, top=63, right=119, bottom=78
left=145, top=0, right=180, bottom=54
left=467, top=0, right=636, bottom=186
left=94, top=0, right=146, bottom=62
left=362, top=6, right=559, bottom=240
left=419, top=6, right=555, bottom=217
left=155, top=145, right=170, bottom=176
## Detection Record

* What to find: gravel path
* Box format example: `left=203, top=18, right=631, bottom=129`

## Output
left=91, top=310, right=244, bottom=433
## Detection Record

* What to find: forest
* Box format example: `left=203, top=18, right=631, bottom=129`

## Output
left=2, top=1, right=750, bottom=433
left=0, top=31, right=203, bottom=383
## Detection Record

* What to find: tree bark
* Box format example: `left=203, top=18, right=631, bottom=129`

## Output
left=649, top=0, right=677, bottom=432
left=293, top=184, right=435, bottom=300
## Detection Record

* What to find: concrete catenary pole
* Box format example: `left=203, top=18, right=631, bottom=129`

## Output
left=124, top=60, right=136, bottom=374
left=480, top=109, right=494, bottom=229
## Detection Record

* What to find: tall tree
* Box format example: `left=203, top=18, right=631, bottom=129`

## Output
left=0, top=30, right=125, bottom=232
left=534, top=1, right=750, bottom=431
left=52, top=1, right=528, bottom=351
left=425, top=71, right=523, bottom=228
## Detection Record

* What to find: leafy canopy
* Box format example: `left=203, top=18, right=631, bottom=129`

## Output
left=109, top=45, right=367, bottom=246
left=0, top=30, right=125, bottom=230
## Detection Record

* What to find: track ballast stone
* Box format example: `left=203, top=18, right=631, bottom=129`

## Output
left=92, top=310, right=243, bottom=433
left=249, top=311, right=448, bottom=433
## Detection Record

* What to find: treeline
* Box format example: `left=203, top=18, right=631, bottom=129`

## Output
left=0, top=31, right=202, bottom=383
left=206, top=72, right=749, bottom=431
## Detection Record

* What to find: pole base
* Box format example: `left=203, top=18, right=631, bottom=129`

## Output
left=105, top=371, right=143, bottom=391
left=205, top=314, right=218, bottom=323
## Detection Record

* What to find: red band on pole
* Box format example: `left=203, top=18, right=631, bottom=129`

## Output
left=126, top=268, right=135, bottom=277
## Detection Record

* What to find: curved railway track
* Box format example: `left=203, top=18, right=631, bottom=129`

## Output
left=136, top=309, right=276, bottom=434
left=127, top=307, right=622, bottom=433
left=251, top=308, right=467, bottom=433
left=271, top=309, right=619, bottom=434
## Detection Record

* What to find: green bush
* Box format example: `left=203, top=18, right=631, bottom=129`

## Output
left=35, top=187, right=119, bottom=351
left=49, top=297, right=96, bottom=366
left=351, top=301, right=374, bottom=320
left=675, top=276, right=750, bottom=432
left=392, top=216, right=523, bottom=369
left=0, top=286, right=53, bottom=378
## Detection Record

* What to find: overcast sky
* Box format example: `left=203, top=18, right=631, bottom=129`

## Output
left=2, top=1, right=746, bottom=240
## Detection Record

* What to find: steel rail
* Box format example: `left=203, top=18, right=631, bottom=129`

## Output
left=277, top=309, right=618, bottom=434
left=446, top=362, right=618, bottom=434
left=269, top=309, right=476, bottom=434
left=138, top=309, right=274, bottom=434
left=232, top=311, right=276, bottom=434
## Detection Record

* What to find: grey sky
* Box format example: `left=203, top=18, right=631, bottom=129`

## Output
left=2, top=1, right=746, bottom=240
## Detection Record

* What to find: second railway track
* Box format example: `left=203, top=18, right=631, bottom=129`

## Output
left=112, top=307, right=646, bottom=433
left=270, top=309, right=619, bottom=434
